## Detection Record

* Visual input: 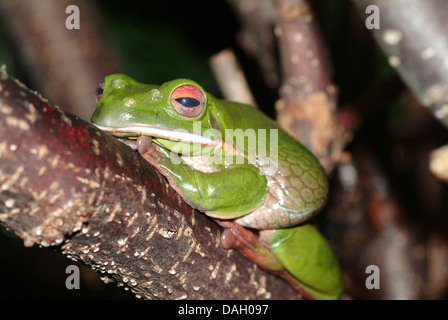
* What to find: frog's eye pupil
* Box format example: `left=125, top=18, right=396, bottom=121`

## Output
left=175, top=97, right=200, bottom=108
left=170, top=84, right=206, bottom=118
left=96, top=81, right=105, bottom=103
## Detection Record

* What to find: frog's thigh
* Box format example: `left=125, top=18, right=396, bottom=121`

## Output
left=268, top=225, right=344, bottom=300
left=159, top=158, right=267, bottom=217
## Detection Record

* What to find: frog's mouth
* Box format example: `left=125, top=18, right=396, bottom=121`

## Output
left=93, top=123, right=225, bottom=157
left=94, top=124, right=217, bottom=145
left=93, top=123, right=240, bottom=157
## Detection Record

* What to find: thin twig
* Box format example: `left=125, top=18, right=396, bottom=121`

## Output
left=209, top=49, right=257, bottom=107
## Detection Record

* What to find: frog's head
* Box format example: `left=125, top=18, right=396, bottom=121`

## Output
left=91, top=74, right=227, bottom=155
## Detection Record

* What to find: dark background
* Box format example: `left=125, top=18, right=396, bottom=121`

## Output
left=1, top=0, right=447, bottom=299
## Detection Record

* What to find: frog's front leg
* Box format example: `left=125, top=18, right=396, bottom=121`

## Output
left=154, top=155, right=268, bottom=218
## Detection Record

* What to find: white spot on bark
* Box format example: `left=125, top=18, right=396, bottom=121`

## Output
left=274, top=26, right=282, bottom=37
left=435, top=104, right=448, bottom=119
left=5, top=199, right=15, bottom=208
left=422, top=47, right=436, bottom=60
left=294, top=33, right=303, bottom=43
left=388, top=56, right=401, bottom=67
left=210, top=261, right=221, bottom=280
left=160, top=228, right=176, bottom=239
left=290, top=54, right=300, bottom=64
left=422, top=84, right=448, bottom=106
left=430, top=145, right=448, bottom=180
left=35, top=226, right=42, bottom=236
left=382, top=29, right=402, bottom=45
left=6, top=116, right=30, bottom=130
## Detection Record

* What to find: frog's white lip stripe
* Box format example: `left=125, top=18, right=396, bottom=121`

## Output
left=93, top=124, right=220, bottom=147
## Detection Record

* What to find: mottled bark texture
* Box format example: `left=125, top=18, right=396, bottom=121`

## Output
left=0, top=69, right=300, bottom=299
left=228, top=0, right=347, bottom=173
left=273, top=0, right=346, bottom=173
left=352, top=0, right=448, bottom=129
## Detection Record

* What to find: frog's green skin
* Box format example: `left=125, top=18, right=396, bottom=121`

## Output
left=91, top=74, right=344, bottom=299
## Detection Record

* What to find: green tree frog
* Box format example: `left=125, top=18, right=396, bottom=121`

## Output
left=91, top=74, right=344, bottom=299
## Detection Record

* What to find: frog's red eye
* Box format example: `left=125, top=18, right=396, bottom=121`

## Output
left=170, top=84, right=205, bottom=118
left=96, top=81, right=105, bottom=103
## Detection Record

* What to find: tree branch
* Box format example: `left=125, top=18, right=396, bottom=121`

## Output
left=0, top=69, right=300, bottom=299
left=352, top=0, right=448, bottom=129
left=273, top=0, right=347, bottom=173
left=209, top=49, right=257, bottom=106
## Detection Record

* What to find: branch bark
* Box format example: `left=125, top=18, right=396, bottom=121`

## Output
left=209, top=49, right=257, bottom=107
left=352, top=0, right=448, bottom=129
left=0, top=69, right=300, bottom=299
left=273, top=0, right=347, bottom=173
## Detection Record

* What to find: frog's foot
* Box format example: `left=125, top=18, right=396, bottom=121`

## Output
left=119, top=135, right=154, bottom=153
left=218, top=221, right=283, bottom=272
left=119, top=135, right=171, bottom=173
left=117, top=135, right=151, bottom=152
left=134, top=135, right=169, bottom=166
left=136, top=135, right=153, bottom=154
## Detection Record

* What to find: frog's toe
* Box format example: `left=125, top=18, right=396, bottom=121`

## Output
left=137, top=135, right=153, bottom=154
